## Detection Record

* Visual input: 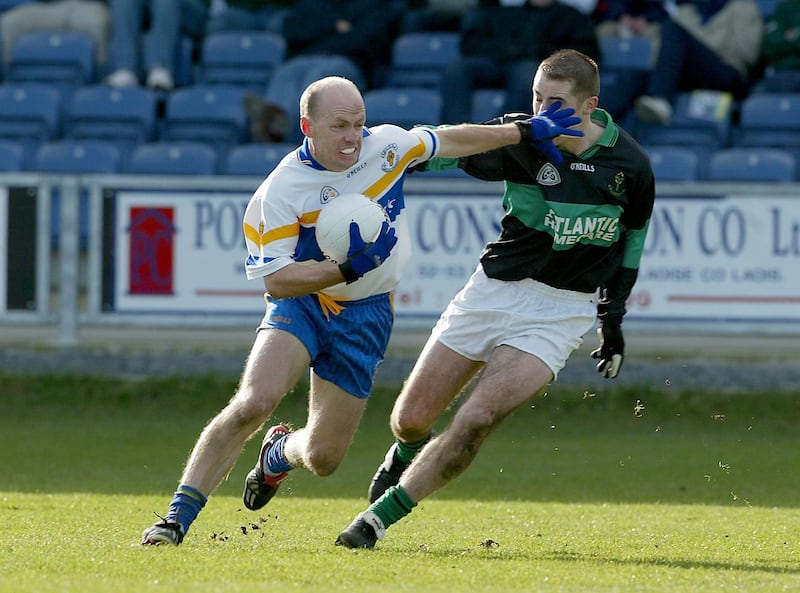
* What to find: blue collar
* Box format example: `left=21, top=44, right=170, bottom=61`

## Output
left=298, top=127, right=371, bottom=170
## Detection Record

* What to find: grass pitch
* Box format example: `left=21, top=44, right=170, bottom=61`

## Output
left=0, top=373, right=798, bottom=592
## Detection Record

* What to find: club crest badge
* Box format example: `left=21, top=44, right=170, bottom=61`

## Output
left=320, top=186, right=339, bottom=204
left=536, top=163, right=561, bottom=186
left=381, top=144, right=399, bottom=172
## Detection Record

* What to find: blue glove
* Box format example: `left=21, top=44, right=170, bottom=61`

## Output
left=590, top=319, right=624, bottom=378
left=515, top=101, right=583, bottom=164
left=338, top=221, right=397, bottom=283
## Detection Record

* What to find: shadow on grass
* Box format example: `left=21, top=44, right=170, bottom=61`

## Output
left=546, top=550, right=800, bottom=576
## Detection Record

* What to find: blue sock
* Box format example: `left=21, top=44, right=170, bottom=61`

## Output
left=165, top=484, right=207, bottom=534
left=263, top=434, right=293, bottom=475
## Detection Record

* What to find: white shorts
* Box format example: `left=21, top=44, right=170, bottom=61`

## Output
left=430, top=266, right=597, bottom=379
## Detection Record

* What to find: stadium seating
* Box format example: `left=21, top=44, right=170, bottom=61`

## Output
left=0, top=82, right=62, bottom=167
left=599, top=36, right=654, bottom=72
left=0, top=139, right=24, bottom=171
left=734, top=93, right=800, bottom=151
left=363, top=87, right=442, bottom=129
left=162, top=85, right=249, bottom=158
left=753, top=68, right=800, bottom=93
left=223, top=142, right=296, bottom=177
left=634, top=90, right=734, bottom=149
left=385, top=32, right=460, bottom=90
left=33, top=139, right=121, bottom=173
left=707, top=148, right=796, bottom=183
left=6, top=31, right=96, bottom=89
left=198, top=31, right=286, bottom=90
left=127, top=141, right=218, bottom=175
left=645, top=145, right=700, bottom=182
left=65, top=85, right=158, bottom=158
left=470, top=89, right=507, bottom=122
left=33, top=139, right=122, bottom=250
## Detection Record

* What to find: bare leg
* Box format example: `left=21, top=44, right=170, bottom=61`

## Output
left=282, top=371, right=368, bottom=477
left=390, top=338, right=483, bottom=443
left=179, top=328, right=310, bottom=495
left=400, top=344, right=553, bottom=502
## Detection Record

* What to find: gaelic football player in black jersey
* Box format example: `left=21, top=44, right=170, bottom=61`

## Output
left=337, top=49, right=656, bottom=549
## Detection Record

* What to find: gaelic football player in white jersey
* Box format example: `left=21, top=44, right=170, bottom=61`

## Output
left=142, top=76, right=583, bottom=545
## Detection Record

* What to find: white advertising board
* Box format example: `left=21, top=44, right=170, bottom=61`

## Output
left=111, top=190, right=800, bottom=326
left=0, top=187, right=7, bottom=312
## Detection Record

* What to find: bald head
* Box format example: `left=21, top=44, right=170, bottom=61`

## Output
left=300, top=76, right=362, bottom=120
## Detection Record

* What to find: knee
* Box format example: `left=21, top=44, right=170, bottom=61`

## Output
left=390, top=406, right=435, bottom=443
left=223, top=386, right=281, bottom=432
left=304, top=448, right=342, bottom=477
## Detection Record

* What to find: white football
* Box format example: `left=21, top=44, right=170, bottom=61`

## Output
left=315, top=193, right=390, bottom=264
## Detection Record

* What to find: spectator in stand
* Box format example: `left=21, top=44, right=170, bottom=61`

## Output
left=592, top=0, right=670, bottom=120
left=400, top=0, right=478, bottom=33
left=105, top=0, right=207, bottom=92
left=440, top=0, right=600, bottom=123
left=0, top=0, right=110, bottom=68
left=253, top=0, right=397, bottom=143
left=635, top=0, right=764, bottom=124
left=280, top=0, right=397, bottom=87
left=758, top=0, right=800, bottom=90
left=205, top=0, right=293, bottom=35
left=595, top=0, right=669, bottom=50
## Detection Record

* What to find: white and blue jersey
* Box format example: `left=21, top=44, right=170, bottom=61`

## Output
left=241, top=124, right=440, bottom=398
left=243, top=124, right=439, bottom=301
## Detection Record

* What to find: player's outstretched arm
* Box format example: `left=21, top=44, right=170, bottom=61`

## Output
left=433, top=101, right=583, bottom=160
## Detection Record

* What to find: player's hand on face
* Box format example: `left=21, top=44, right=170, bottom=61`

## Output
left=590, top=320, right=624, bottom=378
left=515, top=101, right=583, bottom=164
left=339, top=221, right=397, bottom=283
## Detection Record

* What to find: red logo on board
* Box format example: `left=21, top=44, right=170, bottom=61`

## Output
left=127, top=207, right=175, bottom=294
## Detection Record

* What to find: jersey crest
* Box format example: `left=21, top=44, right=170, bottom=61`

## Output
left=536, top=162, right=561, bottom=186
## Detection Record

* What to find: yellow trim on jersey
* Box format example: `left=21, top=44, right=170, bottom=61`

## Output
left=362, top=139, right=427, bottom=199
left=244, top=211, right=321, bottom=249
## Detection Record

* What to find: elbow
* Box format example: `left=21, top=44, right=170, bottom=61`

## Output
left=263, top=276, right=291, bottom=300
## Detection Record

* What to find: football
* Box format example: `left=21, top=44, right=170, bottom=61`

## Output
left=315, top=193, right=390, bottom=264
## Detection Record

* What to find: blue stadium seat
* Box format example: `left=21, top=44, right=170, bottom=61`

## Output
left=199, top=31, right=286, bottom=90
left=470, top=89, right=507, bottom=122
left=364, top=87, right=442, bottom=129
left=162, top=85, right=249, bottom=157
left=0, top=140, right=24, bottom=171
left=735, top=93, right=800, bottom=150
left=6, top=31, right=96, bottom=88
left=65, top=85, right=158, bottom=158
left=707, top=148, right=796, bottom=182
left=386, top=32, right=461, bottom=90
left=635, top=91, right=734, bottom=149
left=599, top=36, right=654, bottom=72
left=264, top=55, right=367, bottom=143
left=223, top=142, right=296, bottom=176
left=34, top=139, right=121, bottom=250
left=645, top=145, right=700, bottom=181
left=753, top=68, right=800, bottom=93
left=127, top=141, right=218, bottom=175
left=0, top=82, right=62, bottom=167
left=33, top=139, right=121, bottom=173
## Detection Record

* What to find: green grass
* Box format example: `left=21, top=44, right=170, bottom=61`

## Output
left=1, top=374, right=798, bottom=592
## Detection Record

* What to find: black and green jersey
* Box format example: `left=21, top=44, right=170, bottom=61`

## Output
left=427, top=109, right=655, bottom=319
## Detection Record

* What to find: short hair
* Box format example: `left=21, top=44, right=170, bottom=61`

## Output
left=538, top=49, right=600, bottom=100
left=299, top=76, right=361, bottom=120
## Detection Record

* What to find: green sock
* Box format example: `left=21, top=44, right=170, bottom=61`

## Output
left=395, top=433, right=433, bottom=464
left=369, top=485, right=417, bottom=529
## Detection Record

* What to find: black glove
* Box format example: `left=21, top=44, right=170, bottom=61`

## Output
left=338, top=221, right=397, bottom=284
left=590, top=318, right=624, bottom=378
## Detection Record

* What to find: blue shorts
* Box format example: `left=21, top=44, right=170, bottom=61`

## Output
left=259, top=292, right=394, bottom=398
